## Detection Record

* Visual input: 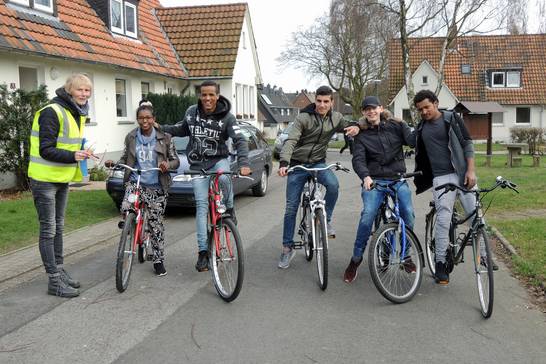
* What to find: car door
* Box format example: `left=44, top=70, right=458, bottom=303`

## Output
left=238, top=126, right=262, bottom=191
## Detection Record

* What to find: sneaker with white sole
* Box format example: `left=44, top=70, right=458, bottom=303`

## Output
left=278, top=246, right=296, bottom=269
left=327, top=222, right=336, bottom=238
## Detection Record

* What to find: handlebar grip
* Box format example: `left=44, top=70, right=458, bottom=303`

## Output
left=435, top=183, right=456, bottom=192
left=402, top=171, right=423, bottom=179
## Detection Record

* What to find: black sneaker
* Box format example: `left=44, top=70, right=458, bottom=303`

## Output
left=403, top=258, right=417, bottom=273
left=60, top=268, right=81, bottom=288
left=226, top=208, right=237, bottom=225
left=48, top=275, right=80, bottom=298
left=435, top=261, right=449, bottom=285
left=195, top=251, right=209, bottom=272
left=154, top=262, right=167, bottom=276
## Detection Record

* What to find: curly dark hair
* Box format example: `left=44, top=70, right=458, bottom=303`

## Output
left=413, top=89, right=438, bottom=106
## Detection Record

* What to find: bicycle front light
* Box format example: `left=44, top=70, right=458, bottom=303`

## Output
left=112, top=170, right=124, bottom=179
left=127, top=193, right=138, bottom=203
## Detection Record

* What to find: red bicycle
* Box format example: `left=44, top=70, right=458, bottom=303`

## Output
left=175, top=169, right=252, bottom=302
left=113, top=164, right=161, bottom=293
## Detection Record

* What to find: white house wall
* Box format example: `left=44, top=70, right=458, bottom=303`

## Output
left=391, top=61, right=458, bottom=119
left=491, top=106, right=546, bottom=143
left=231, top=13, right=259, bottom=128
left=0, top=52, right=184, bottom=188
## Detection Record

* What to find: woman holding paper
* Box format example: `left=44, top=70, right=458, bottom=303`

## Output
left=28, top=73, right=94, bottom=298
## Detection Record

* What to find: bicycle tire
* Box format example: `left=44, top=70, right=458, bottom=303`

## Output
left=116, top=212, right=136, bottom=293
left=314, top=209, right=328, bottom=290
left=368, top=223, right=423, bottom=304
left=473, top=227, right=494, bottom=318
left=208, top=217, right=244, bottom=302
left=300, top=200, right=313, bottom=261
left=424, top=207, right=437, bottom=276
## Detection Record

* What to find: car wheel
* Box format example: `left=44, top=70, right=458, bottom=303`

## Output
left=252, top=169, right=268, bottom=197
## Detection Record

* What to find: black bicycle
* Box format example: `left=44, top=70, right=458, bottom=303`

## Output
left=291, top=162, right=350, bottom=290
left=424, top=176, right=518, bottom=318
left=367, top=172, right=424, bottom=304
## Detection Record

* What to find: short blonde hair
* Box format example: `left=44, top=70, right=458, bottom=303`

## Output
left=64, top=73, right=92, bottom=93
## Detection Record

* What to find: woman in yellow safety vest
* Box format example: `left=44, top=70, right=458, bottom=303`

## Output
left=28, top=73, right=93, bottom=298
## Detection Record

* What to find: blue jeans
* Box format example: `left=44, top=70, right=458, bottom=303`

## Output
left=352, top=180, right=414, bottom=260
left=192, top=159, right=233, bottom=252
left=282, top=162, right=339, bottom=246
left=30, top=179, right=69, bottom=275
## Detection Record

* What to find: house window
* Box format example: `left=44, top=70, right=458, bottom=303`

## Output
left=110, top=0, right=138, bottom=38
left=235, top=84, right=243, bottom=118
left=515, top=107, right=530, bottom=124
left=243, top=85, right=249, bottom=117
left=491, top=72, right=505, bottom=88
left=506, top=71, right=521, bottom=87
left=492, top=112, right=504, bottom=125
left=490, top=70, right=521, bottom=88
left=402, top=109, right=412, bottom=123
left=422, top=76, right=428, bottom=85
left=141, top=82, right=150, bottom=100
left=249, top=86, right=255, bottom=117
left=19, top=66, right=38, bottom=91
left=115, top=79, right=127, bottom=117
left=9, top=0, right=54, bottom=13
left=461, top=64, right=471, bottom=74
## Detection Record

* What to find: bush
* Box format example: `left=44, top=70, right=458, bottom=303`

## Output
left=509, top=127, right=545, bottom=155
left=0, top=84, right=49, bottom=190
left=88, top=166, right=108, bottom=181
left=146, top=92, right=197, bottom=125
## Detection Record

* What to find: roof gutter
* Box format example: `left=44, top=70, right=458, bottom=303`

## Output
left=0, top=46, right=188, bottom=80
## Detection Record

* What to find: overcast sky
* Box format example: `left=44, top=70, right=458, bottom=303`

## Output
left=160, top=0, right=331, bottom=93
left=160, top=0, right=544, bottom=93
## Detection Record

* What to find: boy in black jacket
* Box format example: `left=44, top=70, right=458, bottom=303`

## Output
left=344, top=96, right=416, bottom=283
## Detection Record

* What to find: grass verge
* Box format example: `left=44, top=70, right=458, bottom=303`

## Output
left=475, top=154, right=546, bottom=288
left=0, top=190, right=118, bottom=255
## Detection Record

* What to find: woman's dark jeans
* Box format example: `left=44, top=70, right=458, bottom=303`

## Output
left=30, top=179, right=69, bottom=275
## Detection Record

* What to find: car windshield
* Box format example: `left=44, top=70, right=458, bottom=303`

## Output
left=173, top=137, right=189, bottom=153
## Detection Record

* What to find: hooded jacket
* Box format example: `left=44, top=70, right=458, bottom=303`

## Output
left=414, top=111, right=474, bottom=194
left=37, top=87, right=88, bottom=164
left=352, top=113, right=415, bottom=180
left=279, top=103, right=354, bottom=167
left=161, top=95, right=249, bottom=170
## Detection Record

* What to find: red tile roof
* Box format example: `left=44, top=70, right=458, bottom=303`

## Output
left=156, top=3, right=247, bottom=78
left=388, top=34, right=546, bottom=105
left=0, top=0, right=185, bottom=78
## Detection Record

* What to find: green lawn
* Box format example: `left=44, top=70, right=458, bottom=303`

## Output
left=475, top=154, right=546, bottom=285
left=474, top=143, right=508, bottom=152
left=0, top=190, right=118, bottom=255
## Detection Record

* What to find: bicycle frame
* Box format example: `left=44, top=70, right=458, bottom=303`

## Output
left=208, top=172, right=233, bottom=259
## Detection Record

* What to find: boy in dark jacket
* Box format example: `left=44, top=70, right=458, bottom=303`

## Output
left=158, top=81, right=251, bottom=272
left=344, top=96, right=416, bottom=283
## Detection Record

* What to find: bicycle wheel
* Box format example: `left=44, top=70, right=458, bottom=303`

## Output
left=297, top=199, right=313, bottom=261
left=116, top=212, right=136, bottom=293
left=314, top=209, right=328, bottom=290
left=209, top=218, right=244, bottom=302
left=368, top=223, right=423, bottom=304
left=473, top=227, right=494, bottom=318
left=424, top=207, right=437, bottom=276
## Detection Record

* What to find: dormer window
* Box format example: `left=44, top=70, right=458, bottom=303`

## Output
left=9, top=0, right=55, bottom=14
left=110, top=0, right=138, bottom=38
left=489, top=69, right=521, bottom=88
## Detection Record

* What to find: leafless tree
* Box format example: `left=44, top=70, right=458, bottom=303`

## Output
left=434, top=0, right=504, bottom=95
left=278, top=0, right=396, bottom=116
left=536, top=0, right=546, bottom=33
left=504, top=0, right=528, bottom=34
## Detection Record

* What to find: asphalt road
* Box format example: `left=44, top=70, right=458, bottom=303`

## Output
left=1, top=152, right=545, bottom=363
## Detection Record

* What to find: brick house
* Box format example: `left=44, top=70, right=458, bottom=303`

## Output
left=388, top=34, right=546, bottom=142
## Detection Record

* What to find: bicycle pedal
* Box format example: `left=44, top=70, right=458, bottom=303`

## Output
left=292, top=242, right=304, bottom=249
left=117, top=221, right=125, bottom=229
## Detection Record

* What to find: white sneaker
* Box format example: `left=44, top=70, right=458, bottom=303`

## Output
left=327, top=222, right=336, bottom=238
left=278, top=247, right=296, bottom=269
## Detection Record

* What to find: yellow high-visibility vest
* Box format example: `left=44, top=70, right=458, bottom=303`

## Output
left=28, top=103, right=85, bottom=183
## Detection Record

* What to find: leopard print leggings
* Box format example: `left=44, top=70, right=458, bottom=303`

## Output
left=121, top=183, right=167, bottom=264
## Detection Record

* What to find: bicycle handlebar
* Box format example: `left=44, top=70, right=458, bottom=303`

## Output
left=287, top=162, right=350, bottom=174
left=172, top=169, right=254, bottom=182
left=435, top=176, right=518, bottom=198
left=112, top=164, right=166, bottom=173
left=370, top=171, right=423, bottom=190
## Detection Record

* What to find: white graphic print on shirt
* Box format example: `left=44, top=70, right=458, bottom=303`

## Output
left=187, top=114, right=222, bottom=163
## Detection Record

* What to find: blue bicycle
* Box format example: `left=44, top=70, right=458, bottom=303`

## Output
left=367, top=172, right=424, bottom=304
